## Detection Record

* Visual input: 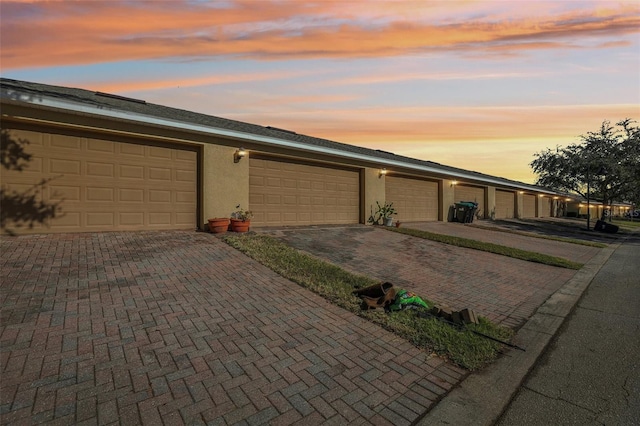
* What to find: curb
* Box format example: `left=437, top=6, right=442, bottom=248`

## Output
left=415, top=241, right=619, bottom=426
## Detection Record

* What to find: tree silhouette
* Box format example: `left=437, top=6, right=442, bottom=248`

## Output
left=1, top=129, right=62, bottom=235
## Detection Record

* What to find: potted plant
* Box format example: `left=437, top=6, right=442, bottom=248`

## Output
left=367, top=201, right=397, bottom=226
left=207, top=217, right=230, bottom=234
left=230, top=204, right=253, bottom=232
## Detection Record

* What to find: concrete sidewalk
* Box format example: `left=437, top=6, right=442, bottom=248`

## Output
left=496, top=232, right=640, bottom=425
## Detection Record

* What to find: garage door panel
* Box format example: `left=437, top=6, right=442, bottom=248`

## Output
left=176, top=169, right=196, bottom=182
left=87, top=187, right=115, bottom=202
left=86, top=212, right=115, bottom=227
left=87, top=139, right=115, bottom=153
left=149, top=146, right=172, bottom=159
left=87, top=162, right=115, bottom=177
left=120, top=164, right=144, bottom=179
left=24, top=157, right=43, bottom=173
left=149, top=167, right=171, bottom=181
left=50, top=185, right=80, bottom=201
left=1, top=129, right=197, bottom=233
left=120, top=143, right=145, bottom=156
left=250, top=158, right=359, bottom=226
left=50, top=158, right=80, bottom=174
left=119, top=188, right=144, bottom=202
left=50, top=134, right=81, bottom=149
left=149, top=190, right=171, bottom=203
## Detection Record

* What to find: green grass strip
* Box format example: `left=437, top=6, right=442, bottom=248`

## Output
left=469, top=224, right=607, bottom=248
left=385, top=226, right=584, bottom=270
left=223, top=233, right=513, bottom=371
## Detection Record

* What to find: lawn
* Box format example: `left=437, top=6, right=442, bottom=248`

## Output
left=223, top=233, right=513, bottom=371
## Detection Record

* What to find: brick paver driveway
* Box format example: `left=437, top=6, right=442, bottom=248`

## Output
left=1, top=231, right=465, bottom=425
left=264, top=223, right=602, bottom=329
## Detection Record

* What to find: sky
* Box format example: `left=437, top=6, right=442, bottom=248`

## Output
left=1, top=0, right=639, bottom=184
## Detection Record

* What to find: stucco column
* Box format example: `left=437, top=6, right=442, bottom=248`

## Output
left=362, top=168, right=386, bottom=224
left=515, top=191, right=524, bottom=219
left=202, top=144, right=249, bottom=229
left=486, top=186, right=496, bottom=220
left=441, top=179, right=457, bottom=221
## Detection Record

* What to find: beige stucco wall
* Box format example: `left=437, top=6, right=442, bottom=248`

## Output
left=486, top=187, right=496, bottom=220
left=202, top=144, right=249, bottom=228
left=440, top=179, right=457, bottom=221
left=362, top=168, right=387, bottom=223
left=515, top=192, right=524, bottom=218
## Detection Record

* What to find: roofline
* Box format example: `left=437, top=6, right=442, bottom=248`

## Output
left=2, top=84, right=557, bottom=194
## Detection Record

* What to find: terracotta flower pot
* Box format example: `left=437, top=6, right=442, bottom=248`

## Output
left=208, top=218, right=230, bottom=233
left=230, top=218, right=251, bottom=232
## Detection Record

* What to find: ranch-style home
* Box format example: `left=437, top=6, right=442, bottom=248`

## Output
left=1, top=78, right=570, bottom=235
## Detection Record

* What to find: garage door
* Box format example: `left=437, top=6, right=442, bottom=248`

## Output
left=455, top=185, right=485, bottom=219
left=539, top=197, right=550, bottom=217
left=522, top=194, right=536, bottom=218
left=495, top=190, right=515, bottom=219
left=385, top=176, right=438, bottom=222
left=1, top=129, right=198, bottom=234
left=249, top=157, right=359, bottom=226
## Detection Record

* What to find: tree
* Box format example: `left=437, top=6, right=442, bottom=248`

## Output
left=530, top=119, right=640, bottom=218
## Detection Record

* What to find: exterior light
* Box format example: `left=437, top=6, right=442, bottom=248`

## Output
left=519, top=191, right=524, bottom=194
left=234, top=147, right=246, bottom=163
left=451, top=180, right=458, bottom=186
left=379, top=168, right=387, bottom=178
left=566, top=198, right=572, bottom=202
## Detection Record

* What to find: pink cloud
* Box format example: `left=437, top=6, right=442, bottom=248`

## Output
left=1, top=1, right=638, bottom=69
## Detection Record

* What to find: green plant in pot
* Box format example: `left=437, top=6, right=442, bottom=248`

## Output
left=367, top=201, right=397, bottom=226
left=230, top=204, right=253, bottom=232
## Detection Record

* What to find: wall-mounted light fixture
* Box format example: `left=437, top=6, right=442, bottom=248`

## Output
left=565, top=198, right=572, bottom=202
left=519, top=191, right=524, bottom=194
left=451, top=180, right=458, bottom=187
left=539, top=194, right=544, bottom=198
left=379, top=168, right=387, bottom=178
left=234, top=147, right=247, bottom=163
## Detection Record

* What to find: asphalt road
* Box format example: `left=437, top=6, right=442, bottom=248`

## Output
left=496, top=232, right=640, bottom=425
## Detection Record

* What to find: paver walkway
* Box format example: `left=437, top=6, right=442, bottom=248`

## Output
left=263, top=224, right=599, bottom=329
left=1, top=231, right=464, bottom=426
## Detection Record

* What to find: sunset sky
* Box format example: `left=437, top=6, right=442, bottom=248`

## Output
left=1, top=0, right=639, bottom=184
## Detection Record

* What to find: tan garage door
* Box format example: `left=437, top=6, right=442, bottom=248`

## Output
left=249, top=157, right=359, bottom=226
left=385, top=176, right=438, bottom=222
left=539, top=197, right=550, bottom=217
left=1, top=129, right=197, bottom=234
left=455, top=185, right=485, bottom=218
left=522, top=194, right=536, bottom=218
left=495, top=190, right=515, bottom=219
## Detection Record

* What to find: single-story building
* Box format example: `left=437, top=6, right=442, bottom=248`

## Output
left=1, top=78, right=573, bottom=235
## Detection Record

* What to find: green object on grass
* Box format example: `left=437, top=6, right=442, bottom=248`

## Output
left=388, top=289, right=430, bottom=312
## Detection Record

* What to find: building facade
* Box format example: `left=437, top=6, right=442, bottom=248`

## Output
left=1, top=78, right=570, bottom=235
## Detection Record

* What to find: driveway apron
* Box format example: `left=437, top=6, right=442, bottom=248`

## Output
left=1, top=231, right=464, bottom=425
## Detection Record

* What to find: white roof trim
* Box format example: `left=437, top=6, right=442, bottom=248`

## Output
left=3, top=88, right=556, bottom=194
